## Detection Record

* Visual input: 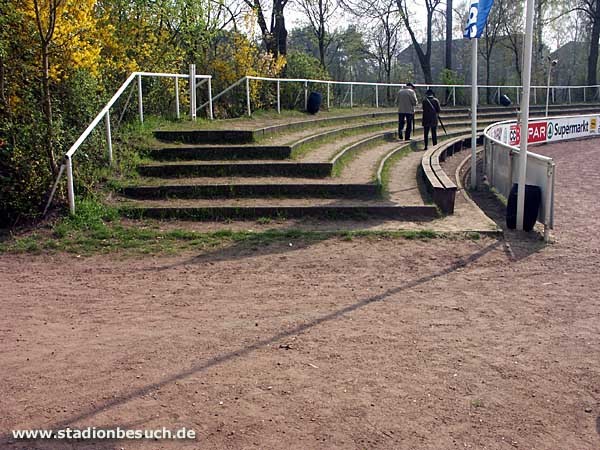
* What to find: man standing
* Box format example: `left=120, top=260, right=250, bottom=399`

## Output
left=397, top=83, right=418, bottom=140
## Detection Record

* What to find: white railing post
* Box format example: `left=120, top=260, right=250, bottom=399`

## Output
left=516, top=87, right=520, bottom=105
left=304, top=81, right=308, bottom=110
left=568, top=87, right=572, bottom=104
left=207, top=77, right=214, bottom=119
left=67, top=156, right=75, bottom=215
left=137, top=74, right=143, bottom=123
left=246, top=77, right=251, bottom=116
left=350, top=84, right=353, bottom=108
left=189, top=64, right=197, bottom=121
left=175, top=76, right=180, bottom=119
left=105, top=111, right=112, bottom=165
left=533, top=87, right=536, bottom=104
left=453, top=87, right=456, bottom=106
left=277, top=80, right=281, bottom=114
left=552, top=87, right=555, bottom=103
left=327, top=84, right=330, bottom=109
left=375, top=85, right=379, bottom=108
left=584, top=87, right=587, bottom=102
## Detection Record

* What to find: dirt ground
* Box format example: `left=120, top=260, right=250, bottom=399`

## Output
left=1, top=140, right=599, bottom=449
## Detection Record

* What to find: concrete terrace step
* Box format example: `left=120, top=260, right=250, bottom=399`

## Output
left=137, top=161, right=333, bottom=178
left=120, top=181, right=379, bottom=199
left=147, top=145, right=292, bottom=161
left=116, top=198, right=438, bottom=221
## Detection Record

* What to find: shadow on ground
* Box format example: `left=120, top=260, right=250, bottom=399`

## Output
left=1, top=239, right=502, bottom=449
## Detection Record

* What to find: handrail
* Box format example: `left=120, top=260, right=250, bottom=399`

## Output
left=208, top=75, right=600, bottom=117
left=48, top=69, right=213, bottom=215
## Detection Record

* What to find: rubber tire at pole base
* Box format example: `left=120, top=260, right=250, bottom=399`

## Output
left=506, top=184, right=542, bottom=232
left=307, top=92, right=322, bottom=114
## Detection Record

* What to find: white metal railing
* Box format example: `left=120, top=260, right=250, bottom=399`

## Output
left=205, top=75, right=600, bottom=117
left=481, top=113, right=600, bottom=241
left=46, top=69, right=213, bottom=215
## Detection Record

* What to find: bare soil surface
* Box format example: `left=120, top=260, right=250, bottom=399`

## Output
left=1, top=142, right=599, bottom=449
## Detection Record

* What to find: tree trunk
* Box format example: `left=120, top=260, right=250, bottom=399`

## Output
left=445, top=0, right=452, bottom=71
left=588, top=14, right=600, bottom=86
left=318, top=25, right=326, bottom=68
left=273, top=3, right=287, bottom=57
left=41, top=42, right=58, bottom=176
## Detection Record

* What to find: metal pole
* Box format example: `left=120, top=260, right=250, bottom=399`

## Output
left=304, top=81, right=308, bottom=110
left=453, top=87, right=456, bottom=106
left=584, top=87, right=587, bottom=102
left=137, top=74, right=143, bottom=123
left=175, top=76, right=180, bottom=119
left=545, top=67, right=552, bottom=117
left=327, top=84, right=330, bottom=109
left=568, top=87, right=572, bottom=104
left=533, top=87, right=536, bottom=104
left=189, top=64, right=197, bottom=121
left=470, top=38, right=478, bottom=189
left=246, top=77, right=251, bottom=116
left=277, top=80, right=281, bottom=114
left=516, top=87, right=520, bottom=105
left=67, top=156, right=75, bottom=215
left=552, top=87, right=555, bottom=103
left=375, top=85, right=379, bottom=108
left=350, top=84, right=353, bottom=108
left=516, top=0, right=536, bottom=231
left=207, top=77, right=214, bottom=119
left=105, top=111, right=112, bottom=165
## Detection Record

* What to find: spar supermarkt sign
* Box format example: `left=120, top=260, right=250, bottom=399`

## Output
left=546, top=116, right=598, bottom=141
left=503, top=115, right=599, bottom=146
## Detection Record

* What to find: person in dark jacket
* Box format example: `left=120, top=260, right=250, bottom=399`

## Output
left=422, top=88, right=441, bottom=150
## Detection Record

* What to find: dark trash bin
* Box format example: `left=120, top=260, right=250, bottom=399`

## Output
left=307, top=92, right=322, bottom=114
left=499, top=94, right=512, bottom=107
left=506, top=183, right=542, bottom=231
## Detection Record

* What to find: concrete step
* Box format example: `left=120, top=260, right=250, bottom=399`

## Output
left=137, top=161, right=333, bottom=178
left=147, top=145, right=292, bottom=161
left=120, top=180, right=378, bottom=199
left=116, top=198, right=438, bottom=221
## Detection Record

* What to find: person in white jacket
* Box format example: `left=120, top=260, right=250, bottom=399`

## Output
left=397, top=83, right=418, bottom=140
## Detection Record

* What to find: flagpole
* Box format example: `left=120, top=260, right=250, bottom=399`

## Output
left=470, top=38, right=478, bottom=189
left=516, top=0, right=536, bottom=230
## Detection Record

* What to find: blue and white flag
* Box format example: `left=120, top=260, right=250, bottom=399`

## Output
left=464, top=0, right=495, bottom=39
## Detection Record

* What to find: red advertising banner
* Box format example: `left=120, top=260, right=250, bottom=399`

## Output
left=508, top=121, right=547, bottom=145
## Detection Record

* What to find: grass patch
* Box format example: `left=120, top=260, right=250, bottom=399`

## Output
left=0, top=205, right=449, bottom=257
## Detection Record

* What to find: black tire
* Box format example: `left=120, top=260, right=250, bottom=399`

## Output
left=506, top=184, right=542, bottom=231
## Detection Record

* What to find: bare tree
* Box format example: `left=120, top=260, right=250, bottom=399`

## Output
left=576, top=0, right=600, bottom=85
left=33, top=0, right=64, bottom=176
left=297, top=0, right=338, bottom=69
left=396, top=0, right=442, bottom=83
left=243, top=0, right=290, bottom=56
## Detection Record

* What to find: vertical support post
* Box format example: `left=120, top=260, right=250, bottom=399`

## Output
left=327, top=84, right=330, bottom=110
left=533, top=87, right=536, bottom=104
left=277, top=80, right=281, bottom=114
left=246, top=77, right=251, bottom=117
left=207, top=77, right=214, bottom=120
left=350, top=84, right=353, bottom=108
left=470, top=38, right=478, bottom=189
left=584, top=87, right=587, bottom=102
left=552, top=87, right=555, bottom=103
left=304, top=81, right=308, bottom=111
left=453, top=87, right=456, bottom=106
left=67, top=156, right=75, bottom=215
left=105, top=111, right=113, bottom=165
left=516, top=0, right=536, bottom=231
left=543, top=163, right=554, bottom=242
left=137, top=74, right=143, bottom=123
left=189, top=64, right=197, bottom=121
left=568, top=87, right=572, bottom=104
left=516, top=87, right=520, bottom=105
left=175, top=76, right=180, bottom=119
left=497, top=86, right=500, bottom=103
left=375, top=85, right=379, bottom=108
